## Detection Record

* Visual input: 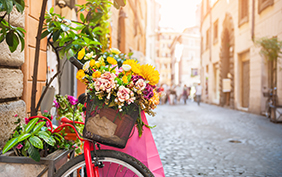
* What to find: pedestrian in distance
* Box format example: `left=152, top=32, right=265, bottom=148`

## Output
left=182, top=84, right=189, bottom=104
left=195, top=83, right=202, bottom=106
left=175, top=84, right=183, bottom=104
left=169, top=85, right=176, bottom=105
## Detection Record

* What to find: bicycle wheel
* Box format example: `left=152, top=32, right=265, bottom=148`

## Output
left=54, top=150, right=154, bottom=177
left=265, top=99, right=271, bottom=118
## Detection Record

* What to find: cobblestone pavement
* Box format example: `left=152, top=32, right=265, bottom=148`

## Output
left=147, top=101, right=282, bottom=177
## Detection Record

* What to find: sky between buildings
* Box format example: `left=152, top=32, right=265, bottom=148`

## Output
left=156, top=0, right=202, bottom=32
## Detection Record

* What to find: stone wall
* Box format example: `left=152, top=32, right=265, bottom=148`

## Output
left=0, top=8, right=26, bottom=149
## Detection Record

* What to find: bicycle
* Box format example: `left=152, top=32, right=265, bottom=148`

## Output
left=263, top=87, right=277, bottom=118
left=34, top=57, right=154, bottom=177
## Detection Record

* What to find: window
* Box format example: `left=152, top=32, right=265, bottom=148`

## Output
left=258, top=0, right=274, bottom=14
left=213, top=20, right=218, bottom=44
left=206, top=28, right=210, bottom=50
left=238, top=0, right=248, bottom=26
left=191, top=68, right=198, bottom=77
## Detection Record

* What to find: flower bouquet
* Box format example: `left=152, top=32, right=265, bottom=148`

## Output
left=75, top=48, right=161, bottom=148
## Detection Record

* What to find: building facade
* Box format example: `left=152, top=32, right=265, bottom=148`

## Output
left=200, top=0, right=282, bottom=114
left=156, top=27, right=179, bottom=86
left=171, top=27, right=201, bottom=87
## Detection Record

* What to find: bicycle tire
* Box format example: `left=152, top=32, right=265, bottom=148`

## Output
left=54, top=150, right=154, bottom=177
left=265, top=98, right=271, bottom=118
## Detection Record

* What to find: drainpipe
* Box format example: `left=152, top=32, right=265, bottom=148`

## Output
left=251, top=0, right=255, bottom=41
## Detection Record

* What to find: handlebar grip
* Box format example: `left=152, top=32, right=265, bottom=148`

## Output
left=69, top=57, right=83, bottom=69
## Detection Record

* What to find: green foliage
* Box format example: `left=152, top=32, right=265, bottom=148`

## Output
left=2, top=113, right=81, bottom=162
left=256, top=37, right=282, bottom=61
left=0, top=0, right=25, bottom=52
left=42, top=0, right=113, bottom=60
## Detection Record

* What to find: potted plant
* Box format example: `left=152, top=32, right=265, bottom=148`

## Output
left=0, top=114, right=81, bottom=176
left=53, top=94, right=85, bottom=140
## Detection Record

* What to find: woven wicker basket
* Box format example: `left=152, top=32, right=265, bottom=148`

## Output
left=83, top=96, right=139, bottom=148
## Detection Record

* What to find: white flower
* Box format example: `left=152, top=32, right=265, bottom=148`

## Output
left=122, top=64, right=131, bottom=71
left=85, top=51, right=95, bottom=60
left=98, top=56, right=104, bottom=63
left=83, top=61, right=90, bottom=71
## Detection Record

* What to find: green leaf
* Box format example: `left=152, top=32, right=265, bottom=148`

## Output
left=37, top=131, right=55, bottom=146
left=29, top=136, right=43, bottom=149
left=28, top=144, right=40, bottom=162
left=0, top=34, right=5, bottom=43
left=6, top=0, right=13, bottom=14
left=80, top=13, right=85, bottom=22
left=15, top=2, right=24, bottom=13
left=53, top=30, right=61, bottom=42
left=18, top=133, right=31, bottom=142
left=2, top=137, right=19, bottom=154
left=6, top=31, right=15, bottom=47
left=33, top=121, right=45, bottom=134
left=24, top=118, right=39, bottom=133
left=50, top=7, right=54, bottom=13
left=41, top=30, right=50, bottom=39
left=24, top=140, right=30, bottom=151
left=60, top=24, right=70, bottom=32
left=18, top=34, right=24, bottom=52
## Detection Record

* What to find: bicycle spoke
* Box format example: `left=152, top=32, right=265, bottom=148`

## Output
left=114, top=164, right=121, bottom=177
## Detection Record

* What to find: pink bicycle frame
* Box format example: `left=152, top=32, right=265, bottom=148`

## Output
left=29, top=116, right=99, bottom=177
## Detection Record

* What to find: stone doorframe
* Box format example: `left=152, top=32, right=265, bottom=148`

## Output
left=219, top=13, right=235, bottom=108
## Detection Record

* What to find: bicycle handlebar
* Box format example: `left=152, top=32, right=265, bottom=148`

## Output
left=69, top=56, right=83, bottom=69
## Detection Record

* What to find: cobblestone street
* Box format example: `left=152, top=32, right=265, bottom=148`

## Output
left=147, top=101, right=282, bottom=177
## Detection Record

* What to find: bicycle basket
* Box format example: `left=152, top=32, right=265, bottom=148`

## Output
left=83, top=95, right=139, bottom=148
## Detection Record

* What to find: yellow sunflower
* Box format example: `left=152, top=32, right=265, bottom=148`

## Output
left=107, top=57, right=117, bottom=65
left=140, top=64, right=160, bottom=85
left=123, top=59, right=140, bottom=74
left=77, top=48, right=85, bottom=60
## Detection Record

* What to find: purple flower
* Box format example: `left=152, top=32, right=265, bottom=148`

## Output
left=67, top=95, right=78, bottom=105
left=50, top=115, right=53, bottom=120
left=143, top=84, right=154, bottom=100
left=16, top=143, right=23, bottom=149
left=24, top=117, right=30, bottom=124
left=44, top=110, right=48, bottom=113
left=53, top=100, right=59, bottom=108
left=14, top=114, right=18, bottom=117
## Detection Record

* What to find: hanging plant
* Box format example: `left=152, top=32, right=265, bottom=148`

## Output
left=256, top=37, right=282, bottom=61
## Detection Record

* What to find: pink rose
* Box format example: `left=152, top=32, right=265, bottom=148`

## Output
left=117, top=86, right=130, bottom=102
left=135, top=79, right=146, bottom=91
left=94, top=72, right=116, bottom=92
